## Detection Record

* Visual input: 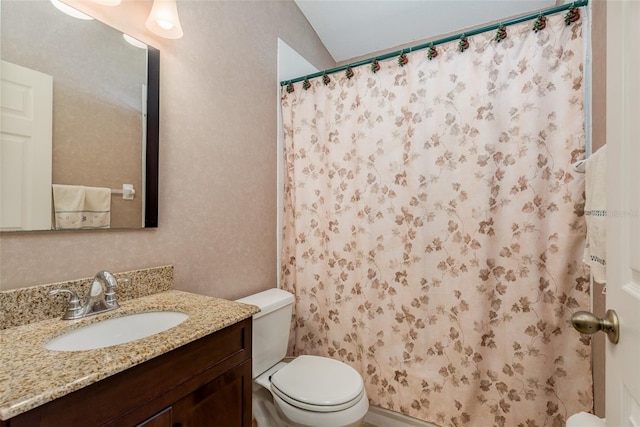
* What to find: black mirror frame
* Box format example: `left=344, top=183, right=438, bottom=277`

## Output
left=145, top=46, right=160, bottom=228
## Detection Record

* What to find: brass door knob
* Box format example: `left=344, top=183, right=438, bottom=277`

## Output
left=571, top=309, right=619, bottom=344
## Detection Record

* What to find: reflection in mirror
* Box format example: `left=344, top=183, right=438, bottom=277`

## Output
left=0, top=0, right=159, bottom=231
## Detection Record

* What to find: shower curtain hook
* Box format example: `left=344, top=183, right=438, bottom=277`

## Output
left=565, top=2, right=580, bottom=25
left=371, top=58, right=380, bottom=73
left=495, top=23, right=507, bottom=42
left=398, top=49, right=409, bottom=67
left=346, top=64, right=355, bottom=79
left=322, top=72, right=331, bottom=86
left=458, top=33, right=469, bottom=52
left=427, top=42, right=438, bottom=60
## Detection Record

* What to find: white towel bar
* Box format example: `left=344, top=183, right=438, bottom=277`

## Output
left=111, top=184, right=135, bottom=200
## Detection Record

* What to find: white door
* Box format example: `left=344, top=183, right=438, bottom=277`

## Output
left=0, top=61, right=53, bottom=231
left=605, top=0, right=640, bottom=425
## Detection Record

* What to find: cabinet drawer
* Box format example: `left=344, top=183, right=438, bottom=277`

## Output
left=172, top=360, right=252, bottom=427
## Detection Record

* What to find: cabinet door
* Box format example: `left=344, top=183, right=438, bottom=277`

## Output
left=172, top=360, right=252, bottom=427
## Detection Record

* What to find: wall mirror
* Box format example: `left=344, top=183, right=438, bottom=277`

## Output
left=0, top=0, right=159, bottom=231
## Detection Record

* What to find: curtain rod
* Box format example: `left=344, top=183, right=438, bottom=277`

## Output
left=280, top=0, right=588, bottom=86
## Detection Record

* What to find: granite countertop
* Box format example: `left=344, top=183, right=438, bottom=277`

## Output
left=0, top=290, right=260, bottom=421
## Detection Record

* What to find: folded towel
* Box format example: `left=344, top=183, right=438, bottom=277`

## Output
left=83, top=186, right=111, bottom=229
left=52, top=184, right=85, bottom=229
left=52, top=184, right=111, bottom=229
left=583, top=146, right=607, bottom=284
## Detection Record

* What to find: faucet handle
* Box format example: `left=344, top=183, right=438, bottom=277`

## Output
left=49, top=289, right=82, bottom=319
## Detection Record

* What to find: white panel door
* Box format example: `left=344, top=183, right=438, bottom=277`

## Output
left=0, top=61, right=53, bottom=231
left=605, top=0, right=640, bottom=425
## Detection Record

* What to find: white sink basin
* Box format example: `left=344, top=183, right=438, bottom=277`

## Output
left=44, top=311, right=189, bottom=351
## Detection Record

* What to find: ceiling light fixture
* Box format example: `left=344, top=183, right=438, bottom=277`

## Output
left=145, top=0, right=183, bottom=39
left=50, top=0, right=94, bottom=20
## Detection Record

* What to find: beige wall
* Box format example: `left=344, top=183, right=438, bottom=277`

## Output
left=0, top=1, right=335, bottom=298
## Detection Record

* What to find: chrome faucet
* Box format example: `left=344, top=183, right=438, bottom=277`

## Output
left=50, top=270, right=121, bottom=320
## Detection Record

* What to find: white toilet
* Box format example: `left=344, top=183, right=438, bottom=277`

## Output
left=237, top=288, right=369, bottom=427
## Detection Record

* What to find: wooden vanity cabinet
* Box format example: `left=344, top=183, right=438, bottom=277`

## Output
left=2, top=319, right=252, bottom=427
left=139, top=361, right=249, bottom=427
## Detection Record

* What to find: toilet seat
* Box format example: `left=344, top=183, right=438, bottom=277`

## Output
left=272, top=390, right=369, bottom=427
left=270, top=355, right=364, bottom=413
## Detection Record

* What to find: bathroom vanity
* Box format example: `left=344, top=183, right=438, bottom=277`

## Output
left=0, top=290, right=259, bottom=426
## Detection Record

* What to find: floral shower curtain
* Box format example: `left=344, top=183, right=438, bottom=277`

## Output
left=281, top=13, right=591, bottom=427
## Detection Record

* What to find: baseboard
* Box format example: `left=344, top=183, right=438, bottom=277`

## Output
left=364, top=405, right=437, bottom=427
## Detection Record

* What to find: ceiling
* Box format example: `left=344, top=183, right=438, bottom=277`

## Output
left=294, top=0, right=558, bottom=63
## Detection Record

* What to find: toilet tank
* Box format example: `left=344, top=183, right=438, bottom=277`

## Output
left=236, top=288, right=294, bottom=378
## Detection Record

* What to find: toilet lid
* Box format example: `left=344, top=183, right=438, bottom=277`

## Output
left=270, top=355, right=364, bottom=412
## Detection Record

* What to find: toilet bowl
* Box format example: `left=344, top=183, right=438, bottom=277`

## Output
left=237, top=289, right=369, bottom=427
left=566, top=412, right=605, bottom=427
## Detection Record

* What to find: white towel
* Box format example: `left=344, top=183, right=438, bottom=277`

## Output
left=83, top=186, right=111, bottom=229
left=52, top=184, right=111, bottom=229
left=583, top=146, right=607, bottom=284
left=52, top=184, right=85, bottom=229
